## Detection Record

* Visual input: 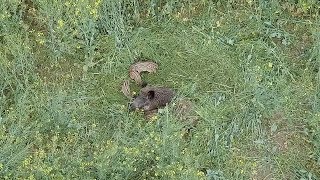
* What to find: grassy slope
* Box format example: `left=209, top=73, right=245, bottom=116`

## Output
left=0, top=0, right=320, bottom=179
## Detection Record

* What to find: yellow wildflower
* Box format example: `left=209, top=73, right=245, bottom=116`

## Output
left=90, top=8, right=98, bottom=19
left=38, top=149, right=46, bottom=158
left=28, top=174, right=35, bottom=180
left=39, top=39, right=45, bottom=45
left=216, top=20, right=221, bottom=27
left=151, top=115, right=158, bottom=121
left=95, top=0, right=101, bottom=7
left=65, top=1, right=71, bottom=7
left=22, top=157, right=31, bottom=167
left=197, top=170, right=205, bottom=176
left=75, top=9, right=80, bottom=16
left=246, top=0, right=253, bottom=5
left=57, top=19, right=64, bottom=29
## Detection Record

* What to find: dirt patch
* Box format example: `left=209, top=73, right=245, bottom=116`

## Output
left=174, top=99, right=198, bottom=127
left=36, top=58, right=82, bottom=87
left=289, top=32, right=313, bottom=61
left=251, top=163, right=274, bottom=180
left=22, top=0, right=47, bottom=32
left=266, top=111, right=292, bottom=153
left=271, top=131, right=291, bottom=152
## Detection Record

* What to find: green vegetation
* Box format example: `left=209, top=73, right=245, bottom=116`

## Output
left=1, top=0, right=320, bottom=179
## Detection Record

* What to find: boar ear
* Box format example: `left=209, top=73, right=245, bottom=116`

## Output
left=141, top=81, right=148, bottom=88
left=147, top=90, right=155, bottom=99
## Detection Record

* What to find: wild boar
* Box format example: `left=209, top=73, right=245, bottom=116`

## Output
left=130, top=86, right=175, bottom=111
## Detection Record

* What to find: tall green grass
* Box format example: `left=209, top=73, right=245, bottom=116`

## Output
left=0, top=0, right=319, bottom=179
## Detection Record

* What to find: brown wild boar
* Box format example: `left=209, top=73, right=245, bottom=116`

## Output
left=130, top=86, right=175, bottom=111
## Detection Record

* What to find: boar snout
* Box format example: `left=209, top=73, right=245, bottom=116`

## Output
left=130, top=90, right=155, bottom=111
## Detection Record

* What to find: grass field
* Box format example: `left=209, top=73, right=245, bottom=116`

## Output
left=1, top=0, right=320, bottom=179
